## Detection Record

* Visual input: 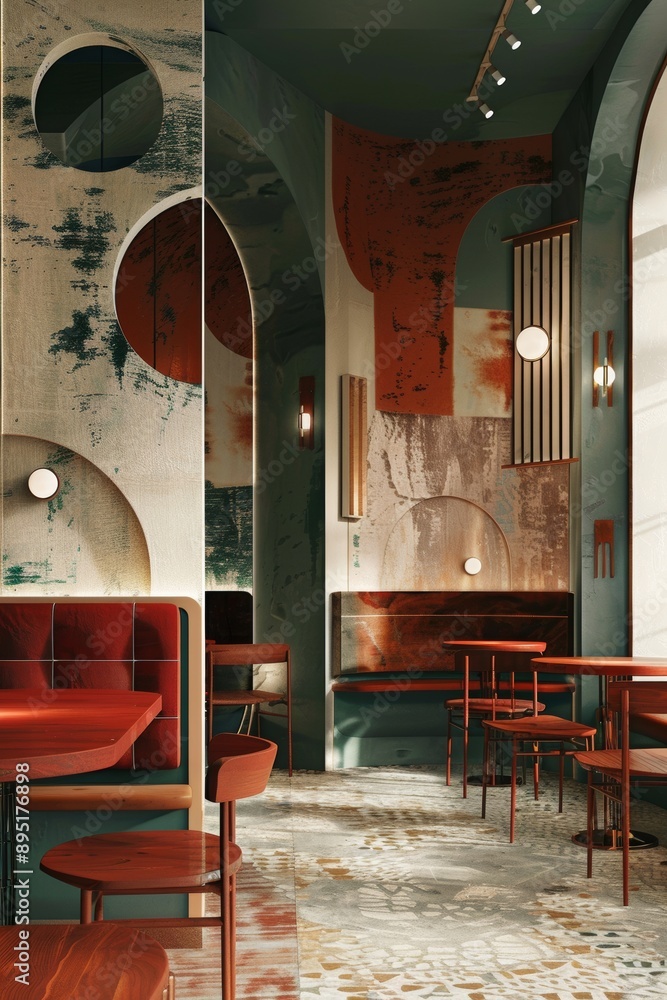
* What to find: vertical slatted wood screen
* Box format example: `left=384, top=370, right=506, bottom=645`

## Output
left=510, top=222, right=575, bottom=465
left=341, top=375, right=367, bottom=519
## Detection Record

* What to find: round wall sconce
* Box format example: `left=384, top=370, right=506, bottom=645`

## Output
left=28, top=468, right=59, bottom=499
left=516, top=325, right=550, bottom=361
left=464, top=557, right=482, bottom=575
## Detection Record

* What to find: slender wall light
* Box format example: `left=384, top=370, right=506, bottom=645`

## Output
left=28, top=468, right=59, bottom=499
left=341, top=375, right=367, bottom=519
left=298, top=375, right=315, bottom=448
left=593, top=330, right=615, bottom=407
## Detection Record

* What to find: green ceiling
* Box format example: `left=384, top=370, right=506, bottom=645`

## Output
left=206, top=0, right=638, bottom=139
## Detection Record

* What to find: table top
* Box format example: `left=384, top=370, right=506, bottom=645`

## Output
left=0, top=689, right=162, bottom=780
left=443, top=640, right=547, bottom=654
left=532, top=655, right=667, bottom=676
left=0, top=924, right=169, bottom=1000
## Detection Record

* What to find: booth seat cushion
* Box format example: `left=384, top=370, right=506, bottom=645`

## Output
left=0, top=602, right=181, bottom=769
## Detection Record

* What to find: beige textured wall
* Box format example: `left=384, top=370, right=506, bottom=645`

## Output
left=1, top=0, right=202, bottom=598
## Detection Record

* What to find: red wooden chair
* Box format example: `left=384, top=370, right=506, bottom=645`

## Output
left=206, top=643, right=292, bottom=775
left=574, top=680, right=667, bottom=905
left=481, top=713, right=596, bottom=842
left=40, top=733, right=277, bottom=1000
left=445, top=642, right=547, bottom=797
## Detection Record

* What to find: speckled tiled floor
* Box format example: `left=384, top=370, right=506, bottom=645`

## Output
left=168, top=766, right=667, bottom=998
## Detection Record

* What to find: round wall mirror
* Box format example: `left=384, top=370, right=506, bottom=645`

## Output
left=33, top=35, right=163, bottom=172
left=516, top=325, right=550, bottom=361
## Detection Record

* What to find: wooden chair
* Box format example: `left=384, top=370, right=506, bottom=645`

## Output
left=206, top=642, right=292, bottom=775
left=481, top=713, right=596, bottom=842
left=574, top=680, right=667, bottom=905
left=40, top=733, right=277, bottom=1000
left=445, top=642, right=547, bottom=797
left=0, top=923, right=173, bottom=999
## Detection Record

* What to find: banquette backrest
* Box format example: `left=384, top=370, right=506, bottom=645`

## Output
left=0, top=601, right=181, bottom=769
left=332, top=591, right=574, bottom=676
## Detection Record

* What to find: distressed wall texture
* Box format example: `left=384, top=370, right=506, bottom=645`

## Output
left=330, top=120, right=569, bottom=593
left=1, top=1, right=202, bottom=597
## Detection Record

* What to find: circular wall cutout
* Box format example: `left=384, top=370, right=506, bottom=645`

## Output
left=33, top=35, right=163, bottom=172
left=115, top=196, right=202, bottom=384
left=516, top=325, right=550, bottom=361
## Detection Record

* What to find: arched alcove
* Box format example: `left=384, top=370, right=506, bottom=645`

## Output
left=204, top=64, right=326, bottom=768
left=631, top=60, right=667, bottom=655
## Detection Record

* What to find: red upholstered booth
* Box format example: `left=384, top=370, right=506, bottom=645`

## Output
left=0, top=602, right=181, bottom=770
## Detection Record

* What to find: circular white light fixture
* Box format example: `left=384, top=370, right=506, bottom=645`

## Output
left=593, top=363, right=616, bottom=389
left=516, top=325, right=550, bottom=361
left=464, top=557, right=482, bottom=576
left=28, top=468, right=59, bottom=499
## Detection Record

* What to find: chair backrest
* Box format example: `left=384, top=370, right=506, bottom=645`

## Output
left=205, top=733, right=277, bottom=803
left=207, top=643, right=290, bottom=665
left=608, top=680, right=667, bottom=760
left=607, top=680, right=667, bottom=716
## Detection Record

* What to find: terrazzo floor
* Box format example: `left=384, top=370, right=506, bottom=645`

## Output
left=167, top=766, right=667, bottom=999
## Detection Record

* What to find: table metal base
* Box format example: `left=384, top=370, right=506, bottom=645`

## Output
left=572, top=828, right=659, bottom=851
left=467, top=774, right=521, bottom=787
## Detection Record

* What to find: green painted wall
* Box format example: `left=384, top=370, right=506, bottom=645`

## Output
left=205, top=27, right=327, bottom=769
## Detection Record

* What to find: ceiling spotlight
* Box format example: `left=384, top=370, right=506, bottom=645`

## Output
left=478, top=102, right=494, bottom=119
left=502, top=28, right=521, bottom=49
left=525, top=0, right=542, bottom=12
left=490, top=66, right=506, bottom=86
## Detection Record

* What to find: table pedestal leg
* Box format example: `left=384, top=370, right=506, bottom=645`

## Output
left=572, top=828, right=658, bottom=850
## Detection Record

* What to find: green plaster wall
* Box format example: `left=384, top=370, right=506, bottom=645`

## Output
left=550, top=0, right=666, bottom=728
left=205, top=26, right=327, bottom=769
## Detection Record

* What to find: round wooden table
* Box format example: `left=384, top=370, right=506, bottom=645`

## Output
left=0, top=689, right=162, bottom=925
left=532, top=655, right=667, bottom=849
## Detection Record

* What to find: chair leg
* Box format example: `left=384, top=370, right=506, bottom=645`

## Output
left=446, top=711, right=452, bottom=786
left=558, top=746, right=565, bottom=813
left=510, top=737, right=519, bottom=844
left=532, top=742, right=539, bottom=801
left=462, top=717, right=469, bottom=799
left=586, top=772, right=595, bottom=879
left=622, top=773, right=631, bottom=906
left=481, top=725, right=489, bottom=819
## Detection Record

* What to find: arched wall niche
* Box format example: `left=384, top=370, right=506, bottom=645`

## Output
left=203, top=88, right=326, bottom=769
left=631, top=59, right=667, bottom=655
left=578, top=0, right=667, bottom=660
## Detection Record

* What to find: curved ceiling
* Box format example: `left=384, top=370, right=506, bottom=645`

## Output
left=206, top=0, right=637, bottom=140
